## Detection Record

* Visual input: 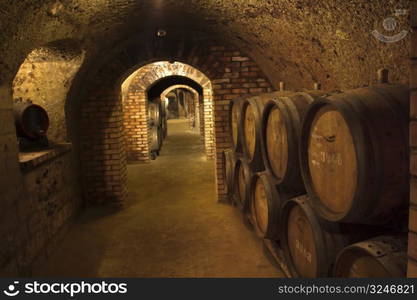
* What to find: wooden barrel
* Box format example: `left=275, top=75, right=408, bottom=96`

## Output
left=240, top=91, right=294, bottom=172
left=233, top=157, right=252, bottom=210
left=223, top=149, right=236, bottom=199
left=228, top=98, right=244, bottom=152
left=280, top=195, right=381, bottom=278
left=333, top=235, right=407, bottom=278
left=157, top=126, right=163, bottom=149
left=14, top=102, right=49, bottom=139
left=162, top=117, right=168, bottom=139
left=150, top=126, right=162, bottom=153
left=161, top=99, right=167, bottom=117
left=149, top=101, right=162, bottom=126
left=248, top=172, right=299, bottom=239
left=261, top=91, right=325, bottom=190
left=300, top=84, right=409, bottom=224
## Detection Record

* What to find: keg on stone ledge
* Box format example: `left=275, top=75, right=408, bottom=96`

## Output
left=299, top=84, right=409, bottom=224
left=280, top=195, right=385, bottom=278
left=14, top=101, right=49, bottom=140
left=333, top=235, right=407, bottom=278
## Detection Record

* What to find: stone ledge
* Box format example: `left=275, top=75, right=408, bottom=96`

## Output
left=18, top=143, right=72, bottom=172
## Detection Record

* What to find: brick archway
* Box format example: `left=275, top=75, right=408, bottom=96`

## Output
left=161, top=85, right=199, bottom=99
left=121, top=62, right=213, bottom=161
left=161, top=84, right=198, bottom=97
left=161, top=85, right=203, bottom=139
left=68, top=31, right=273, bottom=205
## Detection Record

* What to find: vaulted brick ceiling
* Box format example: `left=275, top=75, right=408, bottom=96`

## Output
left=0, top=0, right=410, bottom=91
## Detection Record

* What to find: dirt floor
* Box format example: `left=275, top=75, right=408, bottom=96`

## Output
left=36, top=119, right=283, bottom=277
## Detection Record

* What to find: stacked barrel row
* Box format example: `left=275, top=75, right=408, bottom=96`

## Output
left=223, top=83, right=410, bottom=277
left=149, top=99, right=168, bottom=160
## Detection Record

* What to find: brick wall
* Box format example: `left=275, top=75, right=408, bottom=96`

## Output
left=122, top=83, right=149, bottom=161
left=81, top=87, right=128, bottom=206
left=409, top=0, right=417, bottom=278
left=210, top=49, right=273, bottom=202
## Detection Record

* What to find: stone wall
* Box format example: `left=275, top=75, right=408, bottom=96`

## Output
left=0, top=149, right=81, bottom=276
left=409, top=0, right=417, bottom=278
left=0, top=106, right=24, bottom=276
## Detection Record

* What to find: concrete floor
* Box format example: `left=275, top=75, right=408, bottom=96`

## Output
left=36, top=119, right=283, bottom=277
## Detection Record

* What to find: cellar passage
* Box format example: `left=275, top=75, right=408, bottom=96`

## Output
left=0, top=0, right=414, bottom=278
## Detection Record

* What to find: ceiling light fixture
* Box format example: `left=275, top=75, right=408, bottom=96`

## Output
left=157, top=29, right=167, bottom=37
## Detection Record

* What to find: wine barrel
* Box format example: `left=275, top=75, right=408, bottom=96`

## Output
left=149, top=101, right=162, bottom=126
left=261, top=92, right=325, bottom=190
left=157, top=126, right=163, bottom=149
left=333, top=235, right=407, bottom=278
left=300, top=84, right=409, bottom=224
left=228, top=98, right=244, bottom=153
left=150, top=126, right=162, bottom=153
left=281, top=195, right=381, bottom=278
left=162, top=117, right=168, bottom=139
left=161, top=99, right=167, bottom=117
left=248, top=172, right=299, bottom=239
left=233, top=157, right=252, bottom=210
left=14, top=102, right=49, bottom=139
left=223, top=149, right=236, bottom=199
left=240, top=91, right=294, bottom=172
